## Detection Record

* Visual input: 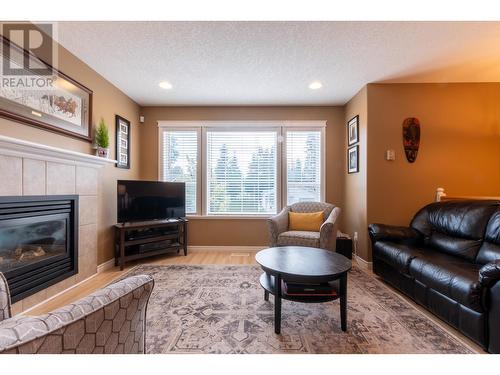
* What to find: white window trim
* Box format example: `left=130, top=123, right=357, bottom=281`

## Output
left=157, top=125, right=202, bottom=216
left=158, top=120, right=326, bottom=218
left=282, top=126, right=326, bottom=206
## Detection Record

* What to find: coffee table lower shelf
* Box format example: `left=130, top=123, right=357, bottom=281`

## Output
left=259, top=272, right=347, bottom=334
left=259, top=273, right=339, bottom=303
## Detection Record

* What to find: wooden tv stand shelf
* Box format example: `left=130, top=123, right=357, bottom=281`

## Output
left=114, top=218, right=188, bottom=270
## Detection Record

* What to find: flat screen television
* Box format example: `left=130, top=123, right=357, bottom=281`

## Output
left=117, top=180, right=185, bottom=223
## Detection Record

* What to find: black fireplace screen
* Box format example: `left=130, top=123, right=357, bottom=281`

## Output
left=0, top=215, right=68, bottom=274
left=0, top=196, right=78, bottom=302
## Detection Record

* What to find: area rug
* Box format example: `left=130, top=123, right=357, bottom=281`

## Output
left=122, top=264, right=476, bottom=354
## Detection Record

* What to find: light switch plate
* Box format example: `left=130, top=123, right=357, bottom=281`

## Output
left=386, top=149, right=395, bottom=161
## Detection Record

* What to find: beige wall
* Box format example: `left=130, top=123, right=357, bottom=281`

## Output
left=0, top=41, right=141, bottom=264
left=367, top=83, right=500, bottom=231
left=343, top=87, right=369, bottom=261
left=139, top=106, right=345, bottom=246
left=3, top=39, right=499, bottom=267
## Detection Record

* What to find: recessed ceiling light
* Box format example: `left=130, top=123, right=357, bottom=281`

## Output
left=159, top=81, right=173, bottom=90
left=309, top=81, right=323, bottom=90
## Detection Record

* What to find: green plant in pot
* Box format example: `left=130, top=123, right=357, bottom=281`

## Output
left=95, top=118, right=110, bottom=158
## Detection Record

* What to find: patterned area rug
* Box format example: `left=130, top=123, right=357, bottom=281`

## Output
left=123, top=264, right=476, bottom=354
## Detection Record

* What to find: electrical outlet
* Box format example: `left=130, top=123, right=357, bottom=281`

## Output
left=353, top=232, right=358, bottom=241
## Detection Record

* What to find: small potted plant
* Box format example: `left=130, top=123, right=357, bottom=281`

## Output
left=95, top=118, right=110, bottom=158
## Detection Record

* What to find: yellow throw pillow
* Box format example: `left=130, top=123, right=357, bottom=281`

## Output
left=288, top=211, right=324, bottom=232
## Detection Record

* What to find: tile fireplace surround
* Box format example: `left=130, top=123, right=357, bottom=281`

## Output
left=0, top=135, right=115, bottom=315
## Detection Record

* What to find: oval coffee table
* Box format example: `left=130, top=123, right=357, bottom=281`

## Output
left=255, top=246, right=352, bottom=334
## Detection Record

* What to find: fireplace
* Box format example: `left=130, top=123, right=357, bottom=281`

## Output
left=0, top=195, right=78, bottom=302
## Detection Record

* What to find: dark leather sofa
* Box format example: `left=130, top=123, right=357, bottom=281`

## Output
left=368, top=200, right=500, bottom=353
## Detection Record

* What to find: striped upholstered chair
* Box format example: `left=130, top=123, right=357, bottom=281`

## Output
left=0, top=272, right=154, bottom=354
left=268, top=202, right=341, bottom=251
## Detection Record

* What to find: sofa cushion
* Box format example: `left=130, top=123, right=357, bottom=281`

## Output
left=428, top=232, right=482, bottom=262
left=409, top=251, right=483, bottom=312
left=373, top=241, right=421, bottom=274
left=411, top=200, right=499, bottom=261
left=277, top=231, right=320, bottom=248
left=476, top=209, right=500, bottom=265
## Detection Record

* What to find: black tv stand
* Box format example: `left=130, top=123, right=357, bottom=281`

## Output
left=114, top=218, right=188, bottom=270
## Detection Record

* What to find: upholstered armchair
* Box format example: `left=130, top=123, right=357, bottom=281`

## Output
left=0, top=272, right=154, bottom=354
left=268, top=202, right=341, bottom=251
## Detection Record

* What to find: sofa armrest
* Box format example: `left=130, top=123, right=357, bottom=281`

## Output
left=480, top=260, right=500, bottom=288
left=368, top=223, right=422, bottom=244
left=320, top=207, right=341, bottom=251
left=0, top=273, right=11, bottom=322
left=0, top=274, right=154, bottom=354
left=267, top=207, right=289, bottom=247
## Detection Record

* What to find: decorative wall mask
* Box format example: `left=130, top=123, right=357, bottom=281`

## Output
left=402, top=117, right=420, bottom=163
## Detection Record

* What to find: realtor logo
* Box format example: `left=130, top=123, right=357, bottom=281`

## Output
left=2, top=23, right=54, bottom=76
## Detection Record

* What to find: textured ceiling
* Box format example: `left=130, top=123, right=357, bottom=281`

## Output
left=56, top=22, right=500, bottom=106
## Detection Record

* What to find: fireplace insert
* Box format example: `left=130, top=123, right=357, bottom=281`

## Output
left=0, top=195, right=78, bottom=302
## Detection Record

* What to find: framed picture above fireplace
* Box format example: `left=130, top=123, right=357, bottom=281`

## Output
left=0, top=36, right=93, bottom=142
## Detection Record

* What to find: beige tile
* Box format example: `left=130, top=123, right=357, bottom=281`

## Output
left=11, top=301, right=23, bottom=316
left=22, top=158, right=46, bottom=195
left=79, top=224, right=97, bottom=260
left=46, top=162, right=75, bottom=195
left=79, top=195, right=97, bottom=225
left=0, top=155, right=22, bottom=196
left=22, top=289, right=48, bottom=311
left=76, top=254, right=97, bottom=283
left=76, top=166, right=98, bottom=195
left=44, top=275, right=76, bottom=300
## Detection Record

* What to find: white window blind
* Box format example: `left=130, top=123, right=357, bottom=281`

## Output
left=286, top=130, right=322, bottom=205
left=206, top=130, right=277, bottom=215
left=160, top=130, right=198, bottom=214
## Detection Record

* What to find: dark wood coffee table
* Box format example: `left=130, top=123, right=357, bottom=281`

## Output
left=255, top=246, right=352, bottom=334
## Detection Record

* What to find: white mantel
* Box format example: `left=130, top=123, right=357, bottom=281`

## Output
left=0, top=134, right=117, bottom=168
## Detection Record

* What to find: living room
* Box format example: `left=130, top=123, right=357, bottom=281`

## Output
left=1, top=1, right=500, bottom=373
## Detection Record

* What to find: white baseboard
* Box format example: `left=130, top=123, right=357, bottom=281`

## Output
left=188, top=245, right=266, bottom=252
left=97, top=258, right=116, bottom=273
left=354, top=254, right=373, bottom=271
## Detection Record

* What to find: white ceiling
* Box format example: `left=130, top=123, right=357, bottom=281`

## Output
left=56, top=22, right=500, bottom=106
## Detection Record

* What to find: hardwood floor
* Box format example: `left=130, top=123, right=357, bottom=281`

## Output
left=28, top=250, right=258, bottom=315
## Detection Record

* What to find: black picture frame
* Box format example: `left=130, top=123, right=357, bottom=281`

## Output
left=0, top=35, right=93, bottom=142
left=347, top=145, right=359, bottom=174
left=347, top=115, right=359, bottom=146
left=115, top=115, right=130, bottom=169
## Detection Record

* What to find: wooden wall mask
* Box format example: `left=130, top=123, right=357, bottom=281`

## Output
left=402, top=117, right=421, bottom=163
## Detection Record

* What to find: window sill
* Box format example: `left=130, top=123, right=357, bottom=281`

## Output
left=186, top=215, right=271, bottom=220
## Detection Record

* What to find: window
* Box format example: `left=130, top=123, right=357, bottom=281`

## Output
left=206, top=130, right=277, bottom=215
left=158, top=121, right=325, bottom=217
left=159, top=130, right=199, bottom=214
left=285, top=130, right=322, bottom=205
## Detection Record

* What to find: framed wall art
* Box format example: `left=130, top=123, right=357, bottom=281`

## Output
left=115, top=115, right=130, bottom=169
left=347, top=145, right=359, bottom=174
left=0, top=36, right=93, bottom=141
left=347, top=115, right=359, bottom=146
